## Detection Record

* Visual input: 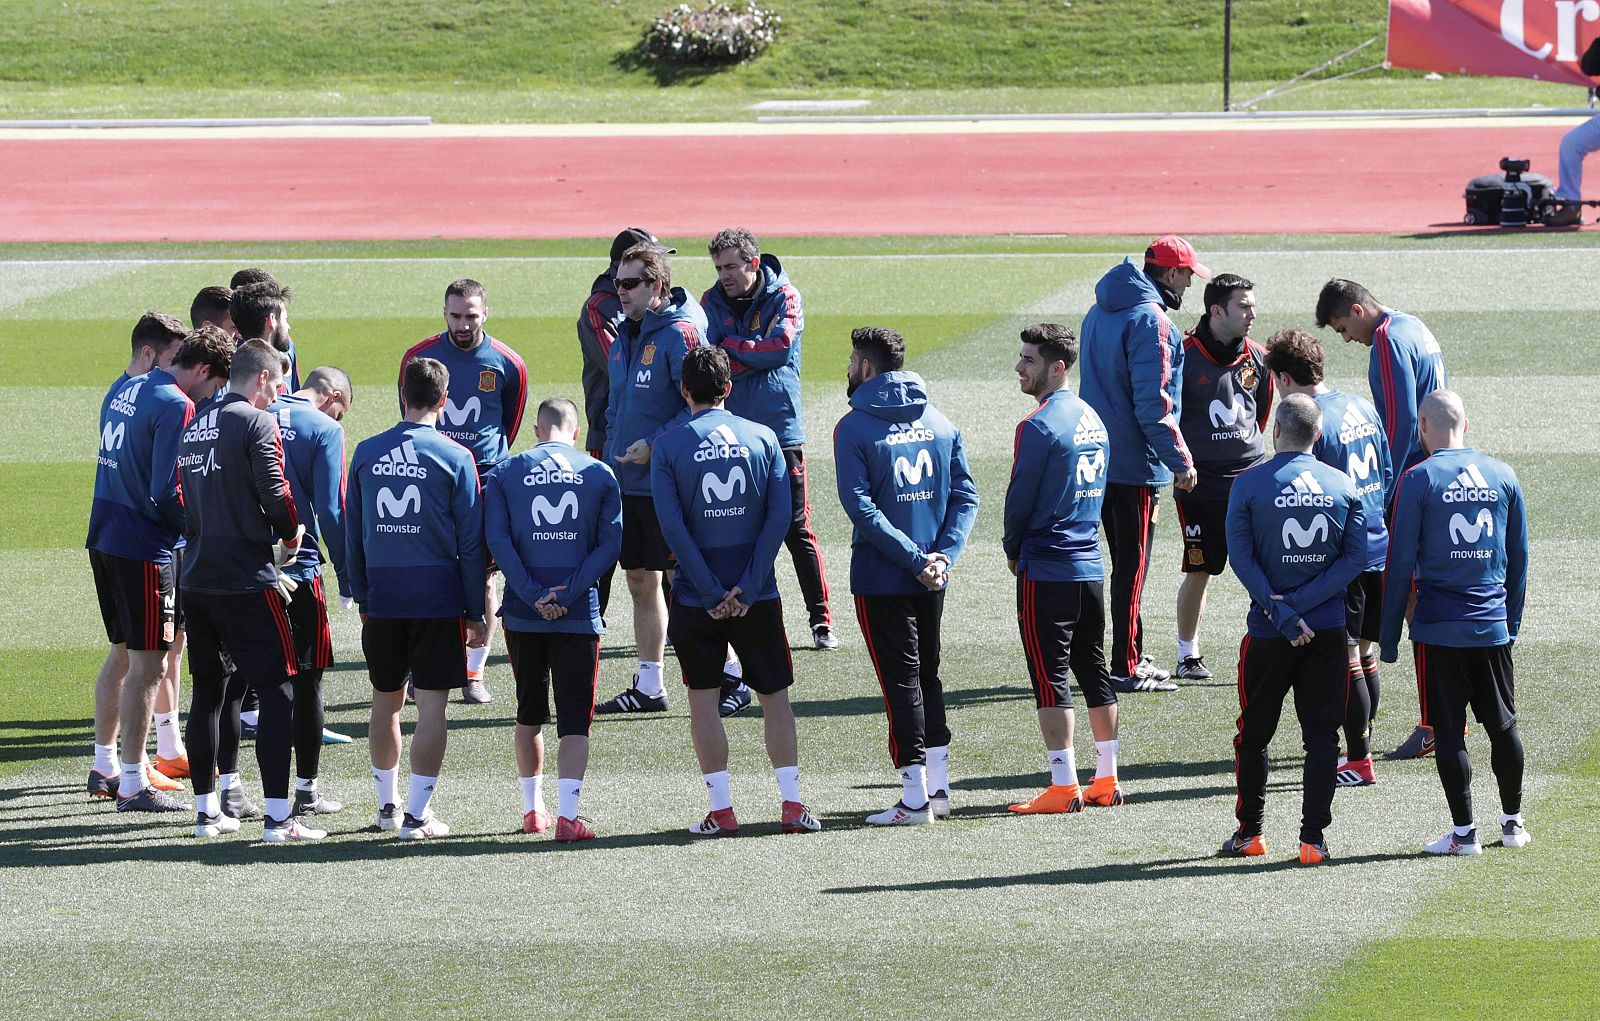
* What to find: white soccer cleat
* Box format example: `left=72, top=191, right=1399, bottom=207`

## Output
left=1500, top=819, right=1532, bottom=848
left=262, top=817, right=327, bottom=843
left=399, top=812, right=450, bottom=840
left=376, top=804, right=401, bottom=831
left=927, top=790, right=952, bottom=820
left=1424, top=828, right=1481, bottom=856
left=194, top=812, right=241, bottom=838
left=865, top=801, right=933, bottom=826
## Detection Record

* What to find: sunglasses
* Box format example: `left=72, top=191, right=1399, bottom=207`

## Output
left=614, top=276, right=652, bottom=291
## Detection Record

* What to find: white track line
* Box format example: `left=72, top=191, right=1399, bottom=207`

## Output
left=1, top=248, right=1597, bottom=266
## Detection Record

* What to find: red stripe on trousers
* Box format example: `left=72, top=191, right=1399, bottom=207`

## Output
left=1124, top=487, right=1153, bottom=675
left=855, top=594, right=900, bottom=765
left=1413, top=642, right=1428, bottom=727
left=1232, top=634, right=1251, bottom=821
left=265, top=590, right=299, bottom=677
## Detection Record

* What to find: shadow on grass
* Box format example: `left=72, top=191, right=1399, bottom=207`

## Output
left=609, top=45, right=733, bottom=88
left=822, top=851, right=1420, bottom=894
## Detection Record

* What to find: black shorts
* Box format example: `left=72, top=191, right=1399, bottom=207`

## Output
left=90, top=549, right=176, bottom=651
left=620, top=494, right=672, bottom=572
left=285, top=574, right=334, bottom=672
left=362, top=616, right=467, bottom=692
left=505, top=629, right=600, bottom=737
left=1343, top=569, right=1384, bottom=645
left=171, top=545, right=187, bottom=632
left=1016, top=575, right=1116, bottom=709
left=182, top=587, right=298, bottom=688
left=1415, top=642, right=1515, bottom=736
left=669, top=597, right=793, bottom=694
left=1174, top=496, right=1228, bottom=575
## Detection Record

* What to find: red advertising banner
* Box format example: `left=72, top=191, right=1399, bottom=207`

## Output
left=1388, top=0, right=1598, bottom=86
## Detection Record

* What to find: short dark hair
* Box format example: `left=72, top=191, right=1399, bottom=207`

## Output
left=231, top=339, right=283, bottom=386
left=230, top=281, right=288, bottom=342
left=303, top=365, right=353, bottom=404
left=681, top=346, right=731, bottom=405
left=1263, top=328, right=1325, bottom=385
left=708, top=228, right=760, bottom=262
left=1203, top=273, right=1254, bottom=316
left=1314, top=278, right=1377, bottom=328
left=131, top=311, right=188, bottom=357
left=1019, top=323, right=1078, bottom=372
left=619, top=244, right=672, bottom=294
left=537, top=397, right=578, bottom=430
left=851, top=326, right=906, bottom=373
left=1276, top=393, right=1322, bottom=448
left=402, top=357, right=449, bottom=411
left=229, top=267, right=284, bottom=293
left=172, top=324, right=235, bottom=378
left=189, top=286, right=234, bottom=330
left=445, top=278, right=485, bottom=303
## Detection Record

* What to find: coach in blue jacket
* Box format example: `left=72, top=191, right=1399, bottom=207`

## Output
left=834, top=326, right=979, bottom=827
left=1079, top=235, right=1202, bottom=693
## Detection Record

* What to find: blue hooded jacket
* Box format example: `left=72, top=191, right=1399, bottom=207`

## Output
left=267, top=393, right=350, bottom=595
left=87, top=368, right=193, bottom=563
left=833, top=371, right=979, bottom=597
left=1003, top=388, right=1108, bottom=583
left=603, top=287, right=709, bottom=496
left=701, top=253, right=806, bottom=448
left=1079, top=259, right=1194, bottom=487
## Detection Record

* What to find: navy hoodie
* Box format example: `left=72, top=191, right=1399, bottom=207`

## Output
left=833, top=371, right=979, bottom=597
left=603, top=287, right=709, bottom=496
left=701, top=253, right=806, bottom=448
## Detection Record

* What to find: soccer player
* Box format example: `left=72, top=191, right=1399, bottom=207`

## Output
left=835, top=327, right=979, bottom=825
left=1079, top=235, right=1202, bottom=693
left=87, top=312, right=202, bottom=811
left=347, top=357, right=488, bottom=840
left=190, top=285, right=236, bottom=338
left=484, top=398, right=622, bottom=842
left=1379, top=391, right=1530, bottom=855
left=1172, top=273, right=1271, bottom=681
left=1314, top=278, right=1449, bottom=760
left=652, top=347, right=820, bottom=836
left=578, top=228, right=672, bottom=618
left=596, top=243, right=709, bottom=715
left=400, top=279, right=528, bottom=706
left=1002, top=325, right=1124, bottom=814
left=1263, top=329, right=1393, bottom=789
left=267, top=366, right=356, bottom=816
left=229, top=274, right=300, bottom=390
left=702, top=228, right=839, bottom=689
left=178, top=338, right=320, bottom=842
left=1221, top=395, right=1366, bottom=864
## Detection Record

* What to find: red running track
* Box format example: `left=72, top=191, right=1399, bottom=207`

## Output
left=0, top=124, right=1570, bottom=241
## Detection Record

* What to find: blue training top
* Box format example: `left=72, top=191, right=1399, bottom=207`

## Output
left=1002, top=387, right=1108, bottom=583
left=87, top=367, right=193, bottom=564
left=345, top=420, right=485, bottom=620
left=1379, top=447, right=1528, bottom=660
left=1367, top=310, right=1447, bottom=500
left=1310, top=388, right=1392, bottom=572
left=651, top=408, right=790, bottom=608
left=701, top=253, right=807, bottom=448
left=484, top=441, right=621, bottom=634
left=1226, top=451, right=1367, bottom=639
left=268, top=393, right=350, bottom=594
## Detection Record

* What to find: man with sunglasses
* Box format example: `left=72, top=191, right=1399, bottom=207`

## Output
left=596, top=244, right=709, bottom=715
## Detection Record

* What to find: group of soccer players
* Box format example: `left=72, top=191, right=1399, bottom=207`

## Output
left=84, top=231, right=1531, bottom=860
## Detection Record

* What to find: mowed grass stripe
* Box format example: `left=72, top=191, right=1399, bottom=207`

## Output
left=1, top=241, right=1594, bottom=1021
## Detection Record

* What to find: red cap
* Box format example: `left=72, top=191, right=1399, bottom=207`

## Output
left=1145, top=234, right=1211, bottom=279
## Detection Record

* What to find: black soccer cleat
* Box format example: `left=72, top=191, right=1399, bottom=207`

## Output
left=595, top=678, right=668, bottom=715
left=718, top=678, right=752, bottom=718
left=115, top=785, right=186, bottom=814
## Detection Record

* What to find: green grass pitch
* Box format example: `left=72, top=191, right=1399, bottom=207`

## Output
left=2, top=234, right=1596, bottom=1020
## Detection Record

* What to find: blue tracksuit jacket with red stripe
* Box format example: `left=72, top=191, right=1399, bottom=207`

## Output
left=1002, top=388, right=1108, bottom=583
left=1367, top=310, right=1447, bottom=500
left=701, top=253, right=806, bottom=448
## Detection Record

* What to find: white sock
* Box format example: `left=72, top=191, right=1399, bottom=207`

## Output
left=723, top=658, right=743, bottom=680
left=1454, top=823, right=1475, bottom=837
left=1500, top=812, right=1524, bottom=827
left=197, top=791, right=221, bottom=818
left=900, top=764, right=928, bottom=809
left=521, top=775, right=544, bottom=814
left=120, top=760, right=144, bottom=794
left=295, top=776, right=317, bottom=793
left=558, top=778, right=583, bottom=820
left=703, top=769, right=732, bottom=811
left=1095, top=739, right=1119, bottom=780
left=219, top=771, right=239, bottom=792
left=154, top=710, right=181, bottom=758
left=466, top=644, right=490, bottom=676
left=264, top=797, right=290, bottom=823
left=373, top=766, right=398, bottom=808
left=1177, top=636, right=1199, bottom=660
left=774, top=765, right=800, bottom=803
left=407, top=774, right=438, bottom=820
left=93, top=743, right=117, bottom=776
left=635, top=660, right=665, bottom=698
left=925, top=745, right=950, bottom=795
left=240, top=709, right=259, bottom=728
left=1047, top=747, right=1076, bottom=787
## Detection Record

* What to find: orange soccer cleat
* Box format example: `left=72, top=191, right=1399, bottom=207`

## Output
left=144, top=762, right=183, bottom=793
left=1008, top=784, right=1084, bottom=815
left=153, top=753, right=191, bottom=780
left=1083, top=774, right=1125, bottom=807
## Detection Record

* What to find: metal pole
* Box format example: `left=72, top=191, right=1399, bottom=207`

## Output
left=1223, top=0, right=1233, bottom=112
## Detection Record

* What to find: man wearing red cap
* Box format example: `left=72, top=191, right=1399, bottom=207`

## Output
left=1078, top=236, right=1203, bottom=693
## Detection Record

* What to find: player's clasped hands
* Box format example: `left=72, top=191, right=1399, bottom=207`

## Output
left=918, top=553, right=950, bottom=592
left=464, top=619, right=490, bottom=649
left=709, top=586, right=749, bottom=620
left=535, top=586, right=568, bottom=621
